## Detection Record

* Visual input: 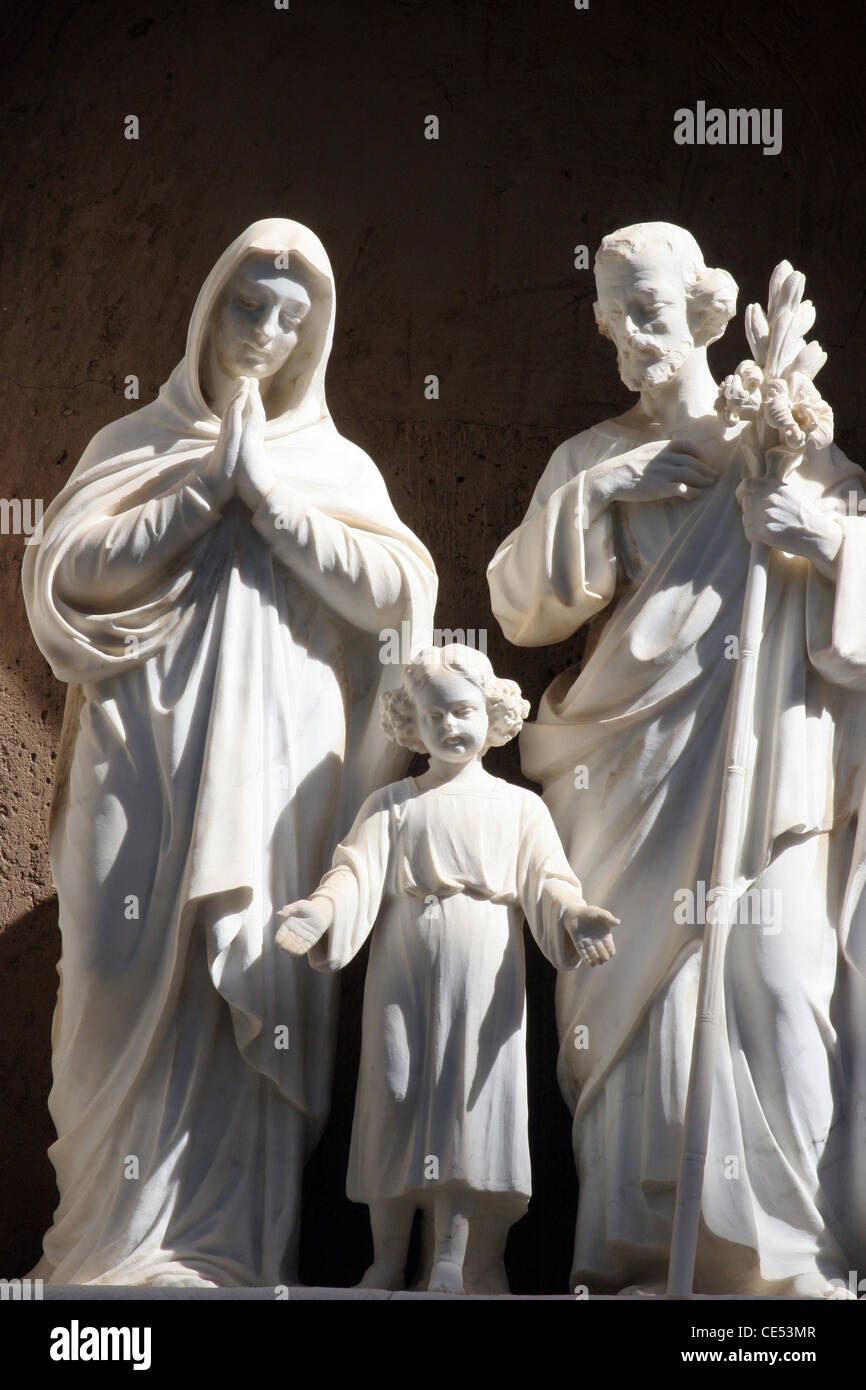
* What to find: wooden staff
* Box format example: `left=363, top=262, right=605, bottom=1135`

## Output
left=667, top=263, right=830, bottom=1296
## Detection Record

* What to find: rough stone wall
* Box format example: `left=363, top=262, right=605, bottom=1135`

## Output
left=1, top=0, right=863, bottom=1291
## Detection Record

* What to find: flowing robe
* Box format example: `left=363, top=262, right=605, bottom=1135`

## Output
left=488, top=418, right=866, bottom=1290
left=21, top=219, right=437, bottom=1286
left=305, top=774, right=587, bottom=1207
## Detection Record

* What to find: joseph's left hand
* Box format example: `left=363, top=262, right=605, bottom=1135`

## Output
left=736, top=476, right=842, bottom=574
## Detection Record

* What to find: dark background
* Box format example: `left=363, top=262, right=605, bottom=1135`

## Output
left=0, top=0, right=863, bottom=1293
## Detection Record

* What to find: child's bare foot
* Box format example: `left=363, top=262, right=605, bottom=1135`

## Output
left=428, top=1258, right=465, bottom=1294
left=356, top=1261, right=405, bottom=1291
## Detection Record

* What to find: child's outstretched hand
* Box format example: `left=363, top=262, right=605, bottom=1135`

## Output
left=275, top=898, right=333, bottom=955
left=564, top=904, right=619, bottom=966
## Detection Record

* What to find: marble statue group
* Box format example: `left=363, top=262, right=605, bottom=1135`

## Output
left=21, top=217, right=866, bottom=1297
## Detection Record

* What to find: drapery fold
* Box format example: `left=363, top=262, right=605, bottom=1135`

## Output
left=489, top=420, right=866, bottom=1286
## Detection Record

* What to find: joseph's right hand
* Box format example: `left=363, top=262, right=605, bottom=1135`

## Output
left=587, top=440, right=717, bottom=508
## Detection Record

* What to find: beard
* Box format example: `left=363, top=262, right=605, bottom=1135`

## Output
left=617, top=332, right=693, bottom=392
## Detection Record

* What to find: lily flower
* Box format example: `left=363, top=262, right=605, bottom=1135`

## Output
left=763, top=373, right=834, bottom=451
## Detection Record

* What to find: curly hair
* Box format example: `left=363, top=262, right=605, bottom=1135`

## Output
left=380, top=644, right=530, bottom=755
left=593, top=222, right=738, bottom=349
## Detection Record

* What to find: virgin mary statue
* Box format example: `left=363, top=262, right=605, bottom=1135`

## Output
left=22, top=218, right=438, bottom=1287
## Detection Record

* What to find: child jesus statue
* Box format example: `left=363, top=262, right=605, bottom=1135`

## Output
left=275, top=643, right=618, bottom=1294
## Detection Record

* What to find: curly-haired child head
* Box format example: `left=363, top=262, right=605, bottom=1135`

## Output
left=380, top=644, right=530, bottom=756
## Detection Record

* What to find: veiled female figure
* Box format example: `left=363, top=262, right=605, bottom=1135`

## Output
left=22, top=218, right=437, bottom=1287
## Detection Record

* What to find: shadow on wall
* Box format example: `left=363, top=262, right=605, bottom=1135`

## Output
left=0, top=896, right=60, bottom=1277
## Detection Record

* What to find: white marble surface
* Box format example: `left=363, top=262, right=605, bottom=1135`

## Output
left=488, top=222, right=866, bottom=1297
left=277, top=645, right=617, bottom=1293
left=21, top=218, right=437, bottom=1287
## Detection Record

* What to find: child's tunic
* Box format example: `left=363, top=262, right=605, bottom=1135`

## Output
left=308, top=771, right=587, bottom=1204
